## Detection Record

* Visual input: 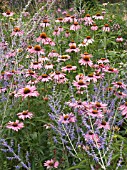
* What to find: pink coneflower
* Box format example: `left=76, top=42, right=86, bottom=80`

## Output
left=102, top=24, right=110, bottom=32
left=55, top=17, right=63, bottom=23
left=63, top=14, right=73, bottom=23
left=30, top=62, right=42, bottom=70
left=45, top=63, right=54, bottom=69
left=48, top=50, right=59, bottom=58
left=2, top=10, right=14, bottom=17
left=103, top=67, right=119, bottom=73
left=15, top=85, right=39, bottom=99
left=17, top=110, right=33, bottom=120
left=38, top=74, right=52, bottom=82
left=50, top=71, right=66, bottom=81
left=70, top=22, right=81, bottom=31
left=57, top=55, right=70, bottom=62
left=73, top=80, right=88, bottom=89
left=116, top=36, right=123, bottom=43
left=83, top=36, right=94, bottom=44
left=94, top=72, right=105, bottom=80
left=36, top=32, right=51, bottom=44
left=84, top=131, right=100, bottom=144
left=93, top=13, right=104, bottom=20
left=84, top=14, right=92, bottom=21
left=69, top=40, right=76, bottom=47
left=66, top=44, right=80, bottom=53
left=59, top=113, right=76, bottom=124
left=5, top=50, right=16, bottom=58
left=78, top=42, right=88, bottom=47
left=25, top=70, right=37, bottom=78
left=97, top=120, right=110, bottom=130
left=79, top=55, right=93, bottom=67
left=115, top=91, right=127, bottom=98
left=87, top=109, right=103, bottom=118
left=58, top=26, right=64, bottom=32
left=91, top=23, right=98, bottom=31
left=44, top=159, right=59, bottom=169
left=53, top=29, right=60, bottom=36
left=38, top=56, right=49, bottom=63
left=0, top=87, right=6, bottom=93
left=11, top=27, right=24, bottom=36
left=40, top=19, right=50, bottom=27
left=84, top=15, right=94, bottom=26
left=97, top=58, right=109, bottom=64
left=112, top=82, right=126, bottom=89
left=61, top=65, right=77, bottom=72
left=119, top=102, right=127, bottom=112
left=28, top=45, right=45, bottom=55
left=6, top=120, right=24, bottom=131
left=65, top=31, right=71, bottom=37
left=85, top=73, right=97, bottom=83
left=75, top=73, right=85, bottom=81
left=90, top=101, right=107, bottom=109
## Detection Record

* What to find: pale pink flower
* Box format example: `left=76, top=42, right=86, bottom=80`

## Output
left=73, top=80, right=88, bottom=89
left=97, top=58, right=109, bottom=64
left=58, top=26, right=64, bottom=32
left=75, top=73, right=85, bottom=81
left=0, top=87, right=7, bottom=93
left=79, top=55, right=93, bottom=67
left=40, top=19, right=50, bottom=27
left=103, top=67, right=119, bottom=73
left=65, top=31, right=71, bottom=37
left=25, top=70, right=37, bottom=78
left=119, top=102, right=127, bottom=112
left=116, top=36, right=123, bottom=43
left=93, top=13, right=104, bottom=20
left=44, top=159, right=59, bottom=169
left=78, top=42, right=88, bottom=47
left=50, top=71, right=66, bottom=80
left=15, top=85, right=39, bottom=99
left=102, top=24, right=110, bottom=32
left=28, top=45, right=45, bottom=55
left=6, top=120, right=24, bottom=131
left=83, top=36, right=94, bottom=44
left=48, top=50, right=59, bottom=58
left=63, top=14, right=73, bottom=23
left=112, top=82, right=126, bottom=89
left=66, top=44, right=80, bottom=53
left=90, top=101, right=107, bottom=109
left=84, top=14, right=92, bottom=21
left=5, top=50, right=16, bottom=58
left=115, top=91, right=127, bottom=98
left=87, top=109, right=103, bottom=118
left=30, top=62, right=42, bottom=70
left=70, top=22, right=81, bottom=31
left=85, top=73, right=97, bottom=83
left=38, top=56, right=49, bottom=63
left=84, top=131, right=100, bottom=144
left=61, top=65, right=77, bottom=72
left=44, top=63, right=54, bottom=69
left=17, top=110, right=33, bottom=120
left=59, top=113, right=76, bottom=124
left=38, top=74, right=52, bottom=82
left=57, top=55, right=70, bottom=62
left=36, top=32, right=51, bottom=44
left=53, top=29, right=60, bottom=36
left=91, top=24, right=98, bottom=31
left=97, top=120, right=110, bottom=130
left=2, top=10, right=14, bottom=17
left=11, top=27, right=24, bottom=36
left=55, top=17, right=63, bottom=23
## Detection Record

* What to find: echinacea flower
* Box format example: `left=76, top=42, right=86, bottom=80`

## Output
left=87, top=109, right=103, bottom=118
left=97, top=58, right=109, bottom=64
left=15, top=85, right=39, bottom=99
left=73, top=80, right=88, bottom=89
left=2, top=10, right=14, bottom=17
left=6, top=120, right=24, bottom=131
left=119, top=102, right=127, bottom=112
left=93, top=13, right=104, bottom=20
left=91, top=24, right=98, bottom=31
left=116, top=36, right=123, bottom=43
left=30, top=62, right=42, bottom=70
left=59, top=113, right=76, bottom=124
left=83, top=36, right=94, bottom=44
left=102, top=24, right=110, bottom=32
left=38, top=74, right=52, bottom=82
left=97, top=120, right=110, bottom=130
left=40, top=19, right=50, bottom=27
left=28, top=45, right=45, bottom=55
left=61, top=65, right=77, bottom=72
left=57, top=55, right=70, bottom=62
left=79, top=55, right=93, bottom=67
left=17, top=110, right=33, bottom=120
left=66, top=45, right=80, bottom=53
left=70, top=22, right=81, bottom=31
left=44, top=63, right=54, bottom=69
left=36, top=32, right=51, bottom=44
left=112, top=82, right=126, bottom=89
left=48, top=50, right=59, bottom=58
left=63, top=14, right=73, bottom=23
left=11, top=27, right=24, bottom=36
left=44, top=159, right=59, bottom=169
